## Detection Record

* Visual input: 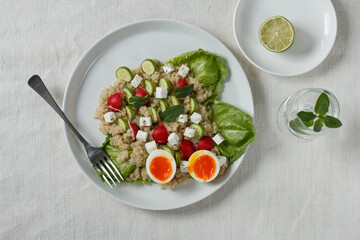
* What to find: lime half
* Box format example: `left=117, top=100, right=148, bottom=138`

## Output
left=259, top=16, right=295, bottom=53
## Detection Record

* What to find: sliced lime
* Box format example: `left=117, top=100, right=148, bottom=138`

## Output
left=259, top=16, right=295, bottom=52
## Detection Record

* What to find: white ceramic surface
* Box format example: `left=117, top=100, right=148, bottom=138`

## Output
left=63, top=19, right=254, bottom=210
left=233, top=0, right=337, bottom=76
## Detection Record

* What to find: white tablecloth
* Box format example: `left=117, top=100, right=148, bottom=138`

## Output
left=1, top=0, right=359, bottom=239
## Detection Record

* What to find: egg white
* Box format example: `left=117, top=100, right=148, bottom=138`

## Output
left=188, top=150, right=220, bottom=183
left=146, top=149, right=177, bottom=184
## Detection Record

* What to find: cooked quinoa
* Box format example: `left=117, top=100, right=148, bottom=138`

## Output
left=94, top=62, right=228, bottom=189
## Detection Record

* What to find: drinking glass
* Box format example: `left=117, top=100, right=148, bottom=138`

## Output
left=277, top=88, right=340, bottom=140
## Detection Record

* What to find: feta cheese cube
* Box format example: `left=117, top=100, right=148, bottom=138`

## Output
left=190, top=112, right=202, bottom=124
left=162, top=63, right=175, bottom=74
left=218, top=156, right=227, bottom=166
left=184, top=127, right=195, bottom=138
left=180, top=161, right=189, bottom=173
left=136, top=130, right=148, bottom=142
left=145, top=141, right=157, bottom=153
left=155, top=87, right=168, bottom=99
left=168, top=133, right=180, bottom=146
left=212, top=133, right=225, bottom=145
left=139, top=117, right=152, bottom=127
left=103, top=112, right=116, bottom=123
left=178, top=64, right=190, bottom=78
left=131, top=74, right=143, bottom=88
left=176, top=114, right=188, bottom=123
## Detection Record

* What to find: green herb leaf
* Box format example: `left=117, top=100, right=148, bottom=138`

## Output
left=315, top=93, right=330, bottom=115
left=297, top=111, right=316, bottom=123
left=303, top=120, right=314, bottom=127
left=323, top=116, right=342, bottom=128
left=129, top=94, right=149, bottom=108
left=172, top=84, right=194, bottom=98
left=313, top=119, right=323, bottom=132
left=318, top=102, right=329, bottom=117
left=160, top=105, right=184, bottom=123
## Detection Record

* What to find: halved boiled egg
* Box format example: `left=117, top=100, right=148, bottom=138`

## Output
left=188, top=150, right=220, bottom=182
left=146, top=149, right=177, bottom=184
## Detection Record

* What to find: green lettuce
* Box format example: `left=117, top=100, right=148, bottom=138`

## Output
left=210, top=100, right=255, bottom=163
left=99, top=136, right=136, bottom=179
left=165, top=49, right=226, bottom=102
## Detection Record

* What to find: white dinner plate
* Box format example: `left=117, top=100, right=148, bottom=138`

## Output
left=233, top=0, right=337, bottom=76
left=63, top=19, right=254, bottom=210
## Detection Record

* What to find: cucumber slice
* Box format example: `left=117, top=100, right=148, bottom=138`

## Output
left=162, top=145, right=175, bottom=156
left=190, top=97, right=198, bottom=114
left=170, top=95, right=179, bottom=105
left=158, top=78, right=172, bottom=92
left=123, top=87, right=134, bottom=102
left=117, top=117, right=129, bottom=132
left=141, top=59, right=157, bottom=74
left=159, top=99, right=169, bottom=112
left=149, top=106, right=159, bottom=123
left=116, top=66, right=133, bottom=82
left=175, top=152, right=181, bottom=167
left=125, top=105, right=135, bottom=121
left=144, top=79, right=156, bottom=96
left=190, top=123, right=205, bottom=139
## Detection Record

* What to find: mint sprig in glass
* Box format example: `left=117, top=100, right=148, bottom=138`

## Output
left=277, top=88, right=341, bottom=140
left=297, top=92, right=342, bottom=132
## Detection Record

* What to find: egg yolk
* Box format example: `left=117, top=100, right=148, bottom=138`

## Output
left=190, top=155, right=216, bottom=181
left=149, top=156, right=173, bottom=181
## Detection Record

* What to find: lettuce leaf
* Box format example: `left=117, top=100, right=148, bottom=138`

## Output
left=99, top=136, right=136, bottom=179
left=165, top=49, right=226, bottom=102
left=210, top=100, right=255, bottom=163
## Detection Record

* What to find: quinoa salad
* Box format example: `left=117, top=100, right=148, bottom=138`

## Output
left=93, top=49, right=255, bottom=189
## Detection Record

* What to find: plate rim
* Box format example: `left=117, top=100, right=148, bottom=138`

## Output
left=63, top=19, right=254, bottom=210
left=232, top=0, right=338, bottom=76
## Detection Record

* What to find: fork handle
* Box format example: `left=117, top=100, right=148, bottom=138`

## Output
left=28, top=75, right=88, bottom=146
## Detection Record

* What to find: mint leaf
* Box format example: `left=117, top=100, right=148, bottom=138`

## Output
left=313, top=119, right=323, bottom=132
left=323, top=116, right=342, bottom=128
left=318, top=102, right=329, bottom=116
left=297, top=111, right=316, bottom=123
left=303, top=120, right=314, bottom=127
left=129, top=95, right=149, bottom=108
left=160, top=105, right=184, bottom=123
left=173, top=84, right=194, bottom=98
left=315, top=93, right=330, bottom=115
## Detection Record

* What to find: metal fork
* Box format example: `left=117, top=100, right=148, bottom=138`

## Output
left=28, top=75, right=124, bottom=188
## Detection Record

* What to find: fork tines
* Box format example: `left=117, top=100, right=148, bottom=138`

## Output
left=96, top=157, right=124, bottom=188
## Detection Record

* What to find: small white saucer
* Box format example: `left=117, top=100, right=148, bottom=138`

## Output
left=233, top=0, right=337, bottom=76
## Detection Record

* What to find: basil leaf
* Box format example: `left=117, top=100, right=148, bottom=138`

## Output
left=160, top=105, right=184, bottom=123
left=315, top=93, right=330, bottom=114
left=313, top=119, right=323, bottom=132
left=323, top=116, right=342, bottom=128
left=129, top=95, right=149, bottom=108
left=173, top=84, right=194, bottom=98
left=297, top=111, right=316, bottom=123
